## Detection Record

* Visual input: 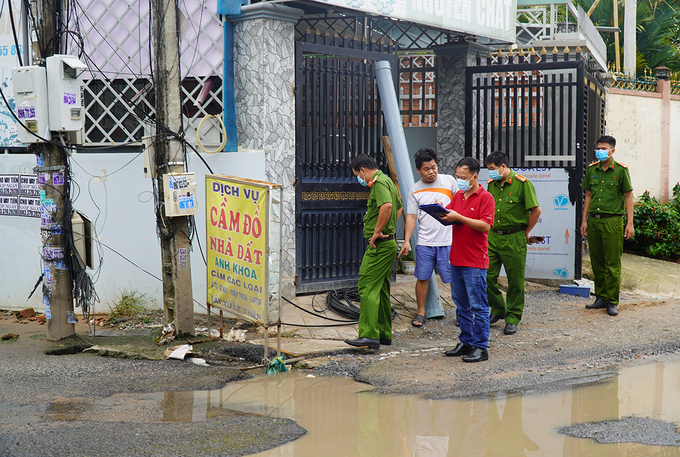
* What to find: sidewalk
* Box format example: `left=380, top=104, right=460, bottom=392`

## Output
left=251, top=274, right=454, bottom=356
left=263, top=252, right=679, bottom=356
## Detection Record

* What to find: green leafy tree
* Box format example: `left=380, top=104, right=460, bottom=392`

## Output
left=575, top=0, right=680, bottom=73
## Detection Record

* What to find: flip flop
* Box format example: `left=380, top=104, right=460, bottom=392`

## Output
left=412, top=314, right=425, bottom=328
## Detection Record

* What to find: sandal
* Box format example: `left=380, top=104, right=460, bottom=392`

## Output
left=412, top=314, right=425, bottom=328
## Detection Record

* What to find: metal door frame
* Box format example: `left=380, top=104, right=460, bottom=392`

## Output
left=464, top=49, right=605, bottom=279
left=294, top=30, right=398, bottom=293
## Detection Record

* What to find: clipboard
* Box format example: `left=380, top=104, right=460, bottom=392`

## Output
left=419, top=203, right=458, bottom=226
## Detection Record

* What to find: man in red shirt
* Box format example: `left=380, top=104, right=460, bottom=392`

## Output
left=440, top=157, right=495, bottom=362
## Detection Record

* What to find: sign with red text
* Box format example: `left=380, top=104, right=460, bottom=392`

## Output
left=206, top=175, right=282, bottom=324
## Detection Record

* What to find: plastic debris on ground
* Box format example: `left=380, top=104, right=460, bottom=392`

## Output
left=190, top=358, right=210, bottom=366
left=224, top=328, right=247, bottom=342
left=157, top=323, right=176, bottom=345
left=195, top=328, right=221, bottom=338
left=265, top=356, right=288, bottom=375
left=164, top=344, right=193, bottom=360
left=574, top=278, right=595, bottom=294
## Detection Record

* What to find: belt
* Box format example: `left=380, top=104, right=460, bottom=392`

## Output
left=590, top=213, right=621, bottom=219
left=493, top=227, right=524, bottom=235
left=367, top=235, right=395, bottom=244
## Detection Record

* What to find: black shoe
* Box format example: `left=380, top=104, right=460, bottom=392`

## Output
left=607, top=303, right=618, bottom=316
left=504, top=323, right=517, bottom=335
left=463, top=348, right=488, bottom=363
left=379, top=338, right=392, bottom=346
left=489, top=314, right=503, bottom=324
left=586, top=297, right=607, bottom=309
left=345, top=338, right=380, bottom=350
left=445, top=342, right=474, bottom=357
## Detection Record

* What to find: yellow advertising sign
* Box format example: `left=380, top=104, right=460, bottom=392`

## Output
left=206, top=175, right=278, bottom=324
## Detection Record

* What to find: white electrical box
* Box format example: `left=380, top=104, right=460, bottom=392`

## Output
left=142, top=137, right=156, bottom=178
left=71, top=210, right=93, bottom=268
left=46, top=55, right=87, bottom=136
left=13, top=66, right=49, bottom=143
left=163, top=173, right=198, bottom=217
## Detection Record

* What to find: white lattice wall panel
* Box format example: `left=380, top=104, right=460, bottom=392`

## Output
left=70, top=0, right=224, bottom=146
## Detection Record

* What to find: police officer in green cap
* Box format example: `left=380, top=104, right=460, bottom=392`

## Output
left=485, top=151, right=541, bottom=335
left=580, top=135, right=634, bottom=316
left=345, top=153, right=402, bottom=350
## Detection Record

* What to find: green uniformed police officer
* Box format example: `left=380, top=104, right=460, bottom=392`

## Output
left=485, top=151, right=541, bottom=335
left=580, top=135, right=634, bottom=316
left=345, top=153, right=402, bottom=350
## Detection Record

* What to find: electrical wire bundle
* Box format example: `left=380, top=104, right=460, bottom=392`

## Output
left=326, top=288, right=361, bottom=321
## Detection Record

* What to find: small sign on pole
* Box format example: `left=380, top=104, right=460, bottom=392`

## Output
left=205, top=175, right=283, bottom=359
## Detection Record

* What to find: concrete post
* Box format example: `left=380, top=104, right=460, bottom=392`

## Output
left=624, top=0, right=637, bottom=75
left=151, top=0, right=195, bottom=335
left=230, top=3, right=303, bottom=298
left=38, top=0, right=75, bottom=341
left=658, top=78, right=670, bottom=203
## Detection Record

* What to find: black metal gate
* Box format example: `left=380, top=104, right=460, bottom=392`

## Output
left=294, top=30, right=398, bottom=293
left=465, top=48, right=605, bottom=278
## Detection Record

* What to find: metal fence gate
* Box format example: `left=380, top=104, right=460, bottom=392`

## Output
left=465, top=47, right=605, bottom=278
left=294, top=30, right=398, bottom=293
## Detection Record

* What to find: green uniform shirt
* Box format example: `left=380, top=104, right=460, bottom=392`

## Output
left=363, top=170, right=402, bottom=239
left=486, top=170, right=540, bottom=230
left=581, top=159, right=633, bottom=215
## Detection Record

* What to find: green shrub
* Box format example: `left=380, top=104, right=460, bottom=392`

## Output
left=625, top=183, right=680, bottom=259
left=107, top=290, right=147, bottom=320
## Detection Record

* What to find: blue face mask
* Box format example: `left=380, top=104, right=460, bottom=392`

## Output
left=596, top=149, right=610, bottom=162
left=457, top=177, right=473, bottom=192
left=357, top=171, right=368, bottom=187
left=489, top=168, right=502, bottom=181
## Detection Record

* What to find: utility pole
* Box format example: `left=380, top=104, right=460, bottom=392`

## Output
left=151, top=0, right=195, bottom=335
left=38, top=0, right=75, bottom=340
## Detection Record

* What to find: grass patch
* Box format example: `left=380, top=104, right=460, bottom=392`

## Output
left=107, top=289, right=147, bottom=320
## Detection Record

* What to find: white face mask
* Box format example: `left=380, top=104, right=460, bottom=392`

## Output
left=457, top=177, right=473, bottom=192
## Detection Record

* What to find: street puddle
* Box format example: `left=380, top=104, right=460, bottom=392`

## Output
left=39, top=361, right=680, bottom=455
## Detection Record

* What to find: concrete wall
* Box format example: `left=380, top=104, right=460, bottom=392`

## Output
left=606, top=90, right=663, bottom=198
left=670, top=96, right=680, bottom=196
left=0, top=151, right=265, bottom=312
left=606, top=88, right=680, bottom=201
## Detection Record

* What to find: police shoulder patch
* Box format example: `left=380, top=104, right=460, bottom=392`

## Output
left=515, top=174, right=527, bottom=182
left=487, top=178, right=494, bottom=184
left=589, top=161, right=599, bottom=167
left=617, top=162, right=628, bottom=168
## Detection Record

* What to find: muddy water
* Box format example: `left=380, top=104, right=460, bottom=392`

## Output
left=40, top=361, right=680, bottom=455
left=230, top=363, right=680, bottom=456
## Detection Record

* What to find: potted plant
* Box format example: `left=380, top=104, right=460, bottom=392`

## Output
left=399, top=250, right=416, bottom=275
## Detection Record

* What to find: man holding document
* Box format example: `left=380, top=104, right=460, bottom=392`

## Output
left=398, top=148, right=458, bottom=328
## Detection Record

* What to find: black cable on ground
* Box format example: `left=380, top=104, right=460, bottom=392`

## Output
left=327, top=288, right=361, bottom=321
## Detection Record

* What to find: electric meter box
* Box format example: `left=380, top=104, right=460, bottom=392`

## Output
left=46, top=55, right=87, bottom=134
left=13, top=66, right=49, bottom=143
left=163, top=172, right=198, bottom=217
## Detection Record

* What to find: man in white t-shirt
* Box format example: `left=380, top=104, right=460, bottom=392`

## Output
left=398, top=147, right=458, bottom=327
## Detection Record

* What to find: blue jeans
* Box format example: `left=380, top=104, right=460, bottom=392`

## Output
left=451, top=265, right=489, bottom=350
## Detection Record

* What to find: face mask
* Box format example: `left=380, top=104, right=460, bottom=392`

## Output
left=596, top=149, right=610, bottom=162
left=457, top=177, right=473, bottom=192
left=489, top=168, right=503, bottom=181
left=357, top=171, right=368, bottom=187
